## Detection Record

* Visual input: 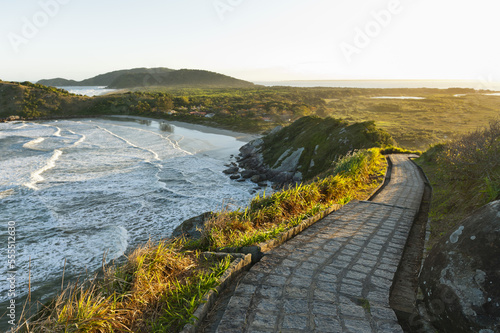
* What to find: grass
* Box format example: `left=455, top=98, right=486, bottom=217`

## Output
left=17, top=241, right=231, bottom=333
left=324, top=90, right=500, bottom=150
left=195, top=148, right=387, bottom=251
left=260, top=116, right=394, bottom=180
left=379, top=145, right=422, bottom=156
left=358, top=298, right=371, bottom=313
left=15, top=148, right=388, bottom=332
left=415, top=120, right=500, bottom=249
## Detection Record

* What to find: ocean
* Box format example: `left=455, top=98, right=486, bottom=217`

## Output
left=253, top=80, right=500, bottom=90
left=0, top=117, right=260, bottom=325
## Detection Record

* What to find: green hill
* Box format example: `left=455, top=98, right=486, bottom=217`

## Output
left=237, top=116, right=394, bottom=184
left=37, top=68, right=255, bottom=89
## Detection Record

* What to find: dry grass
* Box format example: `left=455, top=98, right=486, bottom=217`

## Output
left=17, top=240, right=231, bottom=333
left=196, top=149, right=387, bottom=250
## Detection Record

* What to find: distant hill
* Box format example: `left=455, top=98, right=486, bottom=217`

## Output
left=37, top=68, right=255, bottom=89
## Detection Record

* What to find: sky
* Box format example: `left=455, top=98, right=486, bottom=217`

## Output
left=1, top=0, right=499, bottom=83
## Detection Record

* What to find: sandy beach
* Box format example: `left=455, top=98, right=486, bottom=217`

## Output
left=107, top=115, right=262, bottom=143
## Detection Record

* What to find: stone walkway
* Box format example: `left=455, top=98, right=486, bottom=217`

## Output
left=214, top=155, right=425, bottom=333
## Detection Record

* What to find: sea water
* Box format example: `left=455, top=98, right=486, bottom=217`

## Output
left=0, top=117, right=259, bottom=322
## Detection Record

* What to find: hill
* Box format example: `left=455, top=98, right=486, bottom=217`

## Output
left=234, top=116, right=394, bottom=185
left=0, top=80, right=90, bottom=119
left=37, top=68, right=255, bottom=89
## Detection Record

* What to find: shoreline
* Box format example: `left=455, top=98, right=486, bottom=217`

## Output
left=1, top=114, right=263, bottom=143
left=104, top=115, right=262, bottom=143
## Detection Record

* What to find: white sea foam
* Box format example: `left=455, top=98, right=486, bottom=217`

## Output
left=94, top=125, right=162, bottom=161
left=23, top=137, right=46, bottom=149
left=24, top=149, right=63, bottom=189
left=0, top=118, right=259, bottom=306
left=14, top=123, right=28, bottom=129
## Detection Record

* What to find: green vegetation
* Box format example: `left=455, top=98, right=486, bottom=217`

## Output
left=37, top=67, right=255, bottom=89
left=17, top=148, right=387, bottom=332
left=19, top=241, right=231, bottom=333
left=379, top=146, right=422, bottom=156
left=358, top=298, right=371, bottom=313
left=2, top=81, right=499, bottom=148
left=259, top=116, right=393, bottom=180
left=415, top=120, right=500, bottom=248
left=194, top=149, right=387, bottom=251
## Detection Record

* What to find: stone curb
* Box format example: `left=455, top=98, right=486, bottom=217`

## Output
left=180, top=252, right=252, bottom=333
left=180, top=155, right=393, bottom=332
left=216, top=204, right=342, bottom=262
left=368, top=155, right=392, bottom=201
left=216, top=154, right=392, bottom=262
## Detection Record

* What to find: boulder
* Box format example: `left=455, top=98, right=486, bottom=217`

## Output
left=223, top=166, right=239, bottom=174
left=171, top=212, right=214, bottom=240
left=241, top=170, right=257, bottom=179
left=251, top=175, right=261, bottom=183
left=419, top=200, right=500, bottom=333
left=239, top=138, right=264, bottom=158
left=230, top=174, right=240, bottom=180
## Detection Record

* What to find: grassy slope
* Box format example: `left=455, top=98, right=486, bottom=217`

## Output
left=260, top=116, right=394, bottom=180
left=0, top=81, right=90, bottom=118
left=415, top=121, right=500, bottom=249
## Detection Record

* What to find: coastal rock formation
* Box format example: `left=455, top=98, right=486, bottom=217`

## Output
left=227, top=116, right=394, bottom=188
left=171, top=212, right=214, bottom=240
left=419, top=200, right=500, bottom=333
left=237, top=137, right=303, bottom=187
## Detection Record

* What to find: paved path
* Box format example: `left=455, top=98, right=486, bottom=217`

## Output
left=215, top=155, right=425, bottom=333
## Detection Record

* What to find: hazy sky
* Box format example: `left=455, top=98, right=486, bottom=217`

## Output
left=1, top=0, right=499, bottom=82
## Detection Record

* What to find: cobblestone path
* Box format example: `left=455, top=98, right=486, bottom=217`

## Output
left=215, top=155, right=425, bottom=333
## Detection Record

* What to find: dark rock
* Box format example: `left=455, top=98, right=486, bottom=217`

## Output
left=257, top=173, right=268, bottom=181
left=258, top=182, right=268, bottom=187
left=236, top=178, right=246, bottom=182
left=420, top=200, right=500, bottom=333
left=223, top=166, right=239, bottom=174
left=251, top=175, right=261, bottom=183
left=171, top=212, right=214, bottom=240
left=230, top=174, right=240, bottom=180
left=241, top=170, right=257, bottom=179
left=239, top=138, right=264, bottom=158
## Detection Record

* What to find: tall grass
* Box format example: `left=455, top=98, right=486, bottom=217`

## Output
left=18, top=241, right=231, bottom=333
left=416, top=120, right=500, bottom=247
left=17, top=149, right=387, bottom=332
left=198, top=148, right=387, bottom=250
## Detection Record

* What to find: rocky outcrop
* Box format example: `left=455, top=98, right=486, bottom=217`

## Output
left=236, top=135, right=303, bottom=188
left=419, top=200, right=500, bottom=333
left=224, top=117, right=394, bottom=188
left=171, top=212, right=214, bottom=240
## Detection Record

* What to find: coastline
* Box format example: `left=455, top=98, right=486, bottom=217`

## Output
left=1, top=114, right=262, bottom=143
left=105, top=115, right=261, bottom=143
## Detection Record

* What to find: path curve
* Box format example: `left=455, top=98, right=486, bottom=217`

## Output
left=215, top=155, right=425, bottom=333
